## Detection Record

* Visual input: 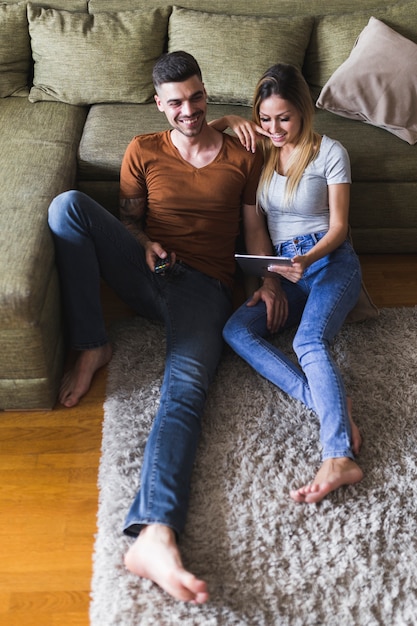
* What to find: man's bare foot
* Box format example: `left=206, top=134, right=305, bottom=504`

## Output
left=59, top=343, right=112, bottom=407
left=290, top=457, right=363, bottom=504
left=124, top=524, right=209, bottom=604
left=347, top=397, right=362, bottom=456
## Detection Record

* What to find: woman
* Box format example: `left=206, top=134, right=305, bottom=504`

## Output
left=213, top=63, right=363, bottom=503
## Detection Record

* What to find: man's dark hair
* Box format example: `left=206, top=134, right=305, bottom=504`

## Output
left=152, top=51, right=202, bottom=92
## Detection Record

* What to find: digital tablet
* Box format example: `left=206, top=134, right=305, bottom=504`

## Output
left=235, top=254, right=292, bottom=277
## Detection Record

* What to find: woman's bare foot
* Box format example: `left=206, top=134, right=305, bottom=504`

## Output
left=124, top=524, right=209, bottom=604
left=290, top=457, right=363, bottom=504
left=59, top=343, right=112, bottom=407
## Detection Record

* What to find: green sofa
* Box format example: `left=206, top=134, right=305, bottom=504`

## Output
left=1, top=0, right=416, bottom=409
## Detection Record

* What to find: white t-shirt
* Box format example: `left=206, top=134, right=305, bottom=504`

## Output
left=261, top=135, right=351, bottom=245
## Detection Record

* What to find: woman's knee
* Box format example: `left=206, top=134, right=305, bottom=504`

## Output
left=293, top=328, right=329, bottom=366
left=223, top=306, right=266, bottom=354
left=222, top=315, right=235, bottom=344
left=222, top=310, right=249, bottom=348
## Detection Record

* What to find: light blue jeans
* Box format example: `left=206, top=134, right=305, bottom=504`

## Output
left=48, top=191, right=233, bottom=536
left=223, top=232, right=362, bottom=461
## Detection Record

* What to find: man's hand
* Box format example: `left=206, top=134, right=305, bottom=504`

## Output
left=247, top=276, right=288, bottom=333
left=146, top=241, right=176, bottom=273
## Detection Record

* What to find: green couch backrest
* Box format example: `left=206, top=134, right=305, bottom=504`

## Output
left=2, top=1, right=416, bottom=106
left=88, top=0, right=388, bottom=16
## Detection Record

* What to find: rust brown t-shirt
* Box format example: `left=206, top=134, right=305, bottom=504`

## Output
left=120, top=130, right=263, bottom=288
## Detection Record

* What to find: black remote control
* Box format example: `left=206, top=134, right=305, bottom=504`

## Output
left=154, top=254, right=172, bottom=274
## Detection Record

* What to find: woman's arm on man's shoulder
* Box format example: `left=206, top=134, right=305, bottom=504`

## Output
left=209, top=116, right=270, bottom=153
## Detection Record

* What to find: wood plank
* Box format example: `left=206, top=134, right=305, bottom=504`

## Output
left=360, top=254, right=417, bottom=307
left=0, top=591, right=90, bottom=626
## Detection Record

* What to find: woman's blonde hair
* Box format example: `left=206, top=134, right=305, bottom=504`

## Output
left=253, top=63, right=321, bottom=208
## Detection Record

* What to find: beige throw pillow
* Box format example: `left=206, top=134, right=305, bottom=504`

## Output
left=0, top=2, right=30, bottom=97
left=168, top=6, right=313, bottom=105
left=317, top=17, right=417, bottom=144
left=346, top=282, right=379, bottom=324
left=27, top=4, right=170, bottom=105
left=305, top=0, right=417, bottom=96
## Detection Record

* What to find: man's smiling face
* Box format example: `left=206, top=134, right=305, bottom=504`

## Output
left=154, top=75, right=207, bottom=137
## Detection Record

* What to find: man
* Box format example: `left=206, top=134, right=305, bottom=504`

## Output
left=48, top=51, right=262, bottom=603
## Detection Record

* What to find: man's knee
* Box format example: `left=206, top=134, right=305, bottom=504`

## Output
left=48, top=189, right=83, bottom=231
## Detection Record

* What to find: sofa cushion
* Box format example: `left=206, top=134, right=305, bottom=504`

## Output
left=0, top=98, right=87, bottom=327
left=88, top=0, right=396, bottom=17
left=27, top=4, right=170, bottom=105
left=314, top=109, right=416, bottom=182
left=78, top=102, right=253, bottom=183
left=168, top=6, right=314, bottom=105
left=34, top=0, right=88, bottom=8
left=305, top=0, right=417, bottom=97
left=0, top=2, right=30, bottom=97
left=79, top=102, right=417, bottom=185
left=316, top=17, right=417, bottom=144
left=78, top=104, right=166, bottom=182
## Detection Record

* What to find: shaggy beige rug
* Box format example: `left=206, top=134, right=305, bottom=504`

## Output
left=90, top=307, right=417, bottom=626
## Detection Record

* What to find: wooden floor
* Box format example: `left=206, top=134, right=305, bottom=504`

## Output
left=1, top=254, right=417, bottom=626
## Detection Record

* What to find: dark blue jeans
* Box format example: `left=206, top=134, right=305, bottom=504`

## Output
left=48, top=191, right=233, bottom=535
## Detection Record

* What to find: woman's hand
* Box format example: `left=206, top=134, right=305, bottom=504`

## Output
left=247, top=276, right=288, bottom=333
left=267, top=255, right=309, bottom=283
left=227, top=116, right=270, bottom=153
left=209, top=115, right=270, bottom=152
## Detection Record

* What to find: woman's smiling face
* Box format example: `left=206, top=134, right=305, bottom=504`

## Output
left=258, top=95, right=302, bottom=149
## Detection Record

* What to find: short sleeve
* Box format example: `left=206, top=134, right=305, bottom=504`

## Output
left=119, top=136, right=147, bottom=199
left=324, top=138, right=351, bottom=185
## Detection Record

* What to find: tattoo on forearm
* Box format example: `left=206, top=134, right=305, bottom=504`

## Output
left=119, top=197, right=148, bottom=246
